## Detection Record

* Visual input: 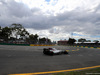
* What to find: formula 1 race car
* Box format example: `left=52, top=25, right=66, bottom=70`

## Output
left=43, top=48, right=68, bottom=55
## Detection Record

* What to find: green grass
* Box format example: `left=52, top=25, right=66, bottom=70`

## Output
left=53, top=68, right=100, bottom=75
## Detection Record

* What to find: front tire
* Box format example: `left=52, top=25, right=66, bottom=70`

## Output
left=64, top=51, right=68, bottom=54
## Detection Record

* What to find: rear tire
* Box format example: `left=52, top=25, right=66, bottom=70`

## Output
left=50, top=52, right=54, bottom=56
left=43, top=51, right=46, bottom=54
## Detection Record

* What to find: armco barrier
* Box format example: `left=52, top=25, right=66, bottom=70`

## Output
left=0, top=43, right=55, bottom=46
left=30, top=44, right=55, bottom=46
left=68, top=45, right=100, bottom=49
left=0, top=43, right=30, bottom=46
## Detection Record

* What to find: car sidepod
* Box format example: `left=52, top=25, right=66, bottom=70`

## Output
left=43, top=48, right=54, bottom=55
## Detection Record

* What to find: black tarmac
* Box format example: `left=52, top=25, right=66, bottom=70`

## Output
left=0, top=45, right=100, bottom=75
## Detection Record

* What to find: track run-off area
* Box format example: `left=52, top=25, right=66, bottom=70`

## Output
left=0, top=45, right=100, bottom=75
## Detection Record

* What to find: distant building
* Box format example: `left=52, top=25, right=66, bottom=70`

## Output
left=58, top=40, right=68, bottom=45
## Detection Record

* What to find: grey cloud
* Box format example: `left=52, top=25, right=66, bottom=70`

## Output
left=94, top=4, right=100, bottom=13
left=0, top=0, right=100, bottom=36
left=7, top=1, right=32, bottom=17
left=49, top=28, right=60, bottom=34
left=31, top=7, right=41, bottom=13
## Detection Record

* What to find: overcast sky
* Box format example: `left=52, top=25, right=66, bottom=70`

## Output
left=0, top=0, right=100, bottom=41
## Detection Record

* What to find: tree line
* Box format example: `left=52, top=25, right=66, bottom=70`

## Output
left=60, top=38, right=99, bottom=45
left=68, top=38, right=99, bottom=44
left=0, top=23, right=51, bottom=44
left=78, top=38, right=99, bottom=43
left=0, top=23, right=99, bottom=45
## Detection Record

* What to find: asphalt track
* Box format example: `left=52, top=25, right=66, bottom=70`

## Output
left=0, top=45, right=100, bottom=75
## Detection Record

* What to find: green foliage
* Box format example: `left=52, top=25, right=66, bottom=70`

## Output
left=39, top=37, right=46, bottom=44
left=0, top=26, right=2, bottom=38
left=10, top=23, right=26, bottom=39
left=20, top=29, right=29, bottom=40
left=67, top=38, right=76, bottom=45
left=0, top=26, right=11, bottom=41
left=86, top=40, right=91, bottom=42
left=27, top=34, right=39, bottom=44
left=93, top=40, right=99, bottom=43
left=78, top=38, right=86, bottom=42
left=39, top=37, right=51, bottom=44
left=0, top=24, right=52, bottom=44
left=10, top=23, right=23, bottom=30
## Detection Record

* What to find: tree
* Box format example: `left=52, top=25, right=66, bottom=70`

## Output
left=46, top=38, right=52, bottom=44
left=0, top=25, right=53, bottom=44
left=39, top=37, right=46, bottom=44
left=34, top=34, right=38, bottom=43
left=67, top=38, right=76, bottom=45
left=28, top=34, right=39, bottom=44
left=10, top=23, right=24, bottom=39
left=0, top=26, right=2, bottom=39
left=20, top=29, right=29, bottom=40
left=78, top=38, right=86, bottom=42
left=93, top=40, right=99, bottom=43
left=1, top=27, right=11, bottom=41
left=86, top=40, right=91, bottom=42
left=28, top=34, right=34, bottom=43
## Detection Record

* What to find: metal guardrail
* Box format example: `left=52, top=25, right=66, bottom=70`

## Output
left=0, top=43, right=55, bottom=46
left=0, top=43, right=30, bottom=46
left=67, top=45, right=100, bottom=49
